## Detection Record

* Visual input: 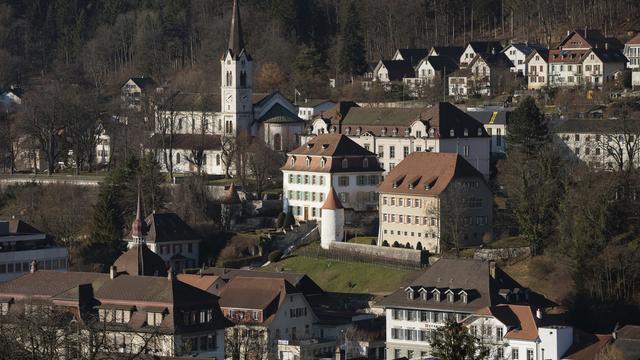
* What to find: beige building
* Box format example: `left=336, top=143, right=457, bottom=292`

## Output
left=377, top=152, right=492, bottom=253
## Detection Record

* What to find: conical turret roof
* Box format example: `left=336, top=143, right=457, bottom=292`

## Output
left=321, top=187, right=343, bottom=210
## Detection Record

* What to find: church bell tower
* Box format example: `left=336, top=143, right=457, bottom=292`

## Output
left=220, top=0, right=253, bottom=136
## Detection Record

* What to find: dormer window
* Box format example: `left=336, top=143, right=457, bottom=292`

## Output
left=419, top=288, right=428, bottom=300
left=477, top=128, right=482, bottom=136
left=446, top=289, right=455, bottom=303
left=147, top=311, right=164, bottom=326
left=405, top=128, right=411, bottom=137
left=306, top=157, right=311, bottom=167
left=459, top=290, right=468, bottom=304
left=464, top=128, right=469, bottom=136
left=363, top=158, right=369, bottom=168
left=432, top=289, right=441, bottom=302
left=450, top=129, right=455, bottom=137
left=320, top=157, right=326, bottom=168
left=406, top=288, right=415, bottom=300
left=342, top=158, right=348, bottom=169
left=290, top=156, right=296, bottom=166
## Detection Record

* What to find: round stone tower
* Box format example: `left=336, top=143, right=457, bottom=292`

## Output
left=320, top=187, right=344, bottom=250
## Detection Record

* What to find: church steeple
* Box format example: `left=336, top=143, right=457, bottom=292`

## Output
left=228, top=0, right=247, bottom=59
left=131, top=181, right=147, bottom=242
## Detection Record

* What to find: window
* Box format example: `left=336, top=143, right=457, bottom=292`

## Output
left=496, top=327, right=503, bottom=341
left=338, top=176, right=349, bottom=186
left=527, top=349, right=534, bottom=360
left=342, top=158, right=348, bottom=169
left=403, top=146, right=409, bottom=158
left=378, top=145, right=384, bottom=157
left=389, top=146, right=395, bottom=158
left=176, top=153, right=181, bottom=163
left=512, top=348, right=519, bottom=360
left=0, top=302, right=9, bottom=316
left=357, top=175, right=366, bottom=185
left=319, top=176, right=324, bottom=185
left=363, top=158, right=369, bottom=168
left=339, top=192, right=349, bottom=203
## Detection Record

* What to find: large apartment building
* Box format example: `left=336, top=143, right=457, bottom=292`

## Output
left=377, top=152, right=492, bottom=253
left=281, top=134, right=383, bottom=221
left=377, top=258, right=535, bottom=359
left=305, top=102, right=491, bottom=178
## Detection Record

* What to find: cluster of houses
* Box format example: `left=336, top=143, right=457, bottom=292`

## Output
left=370, top=29, right=640, bottom=97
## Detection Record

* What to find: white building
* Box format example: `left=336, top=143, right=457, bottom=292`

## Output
left=151, top=0, right=304, bottom=176
left=459, top=41, right=503, bottom=66
left=501, top=43, right=547, bottom=75
left=377, top=153, right=493, bottom=252
left=305, top=102, right=492, bottom=178
left=296, top=99, right=335, bottom=121
left=281, top=134, right=383, bottom=221
left=466, top=108, right=509, bottom=156
left=0, top=220, right=68, bottom=282
left=462, top=305, right=573, bottom=360
left=377, top=258, right=535, bottom=359
left=526, top=49, right=550, bottom=90
left=625, top=34, right=640, bottom=69
left=581, top=48, right=627, bottom=87
left=320, top=187, right=345, bottom=249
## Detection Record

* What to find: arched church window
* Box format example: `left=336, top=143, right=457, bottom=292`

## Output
left=226, top=71, right=233, bottom=86
left=240, top=71, right=247, bottom=87
left=274, top=134, right=282, bottom=151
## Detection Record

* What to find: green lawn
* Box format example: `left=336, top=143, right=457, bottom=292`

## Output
left=261, top=252, right=418, bottom=295
left=348, top=236, right=377, bottom=245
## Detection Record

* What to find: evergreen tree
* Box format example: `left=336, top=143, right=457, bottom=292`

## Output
left=336, top=0, right=367, bottom=77
left=506, top=97, right=549, bottom=155
left=429, top=319, right=489, bottom=360
left=85, top=185, right=125, bottom=269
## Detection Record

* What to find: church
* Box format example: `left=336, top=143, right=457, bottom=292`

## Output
left=152, top=0, right=304, bottom=176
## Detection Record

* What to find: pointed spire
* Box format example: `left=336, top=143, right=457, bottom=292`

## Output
left=321, top=187, right=343, bottom=210
left=131, top=180, right=148, bottom=241
left=224, top=183, right=242, bottom=204
left=228, top=0, right=246, bottom=59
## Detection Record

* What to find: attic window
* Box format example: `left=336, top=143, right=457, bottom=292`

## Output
left=406, top=288, right=415, bottom=300
left=408, top=176, right=421, bottom=189
left=306, top=157, right=311, bottom=167
left=307, top=143, right=314, bottom=150
left=420, top=289, right=428, bottom=300
left=392, top=176, right=405, bottom=189
left=450, top=129, right=455, bottom=137
left=363, top=158, right=369, bottom=168
left=320, top=157, right=326, bottom=168
left=464, top=128, right=469, bottom=136
left=425, top=178, right=437, bottom=190
left=322, top=144, right=329, bottom=150
left=446, top=290, right=455, bottom=303
left=405, top=128, right=411, bottom=136
left=290, top=156, right=296, bottom=166
left=459, top=290, right=468, bottom=304
left=432, top=289, right=441, bottom=302
left=477, top=128, right=482, bottom=136
left=342, top=158, right=348, bottom=169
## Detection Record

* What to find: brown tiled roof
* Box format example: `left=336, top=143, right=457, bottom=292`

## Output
left=149, top=134, right=222, bottom=151
left=377, top=152, right=483, bottom=196
left=0, top=271, right=107, bottom=299
left=563, top=334, right=612, bottom=360
left=176, top=274, right=221, bottom=292
left=113, top=244, right=168, bottom=277
left=628, top=33, right=640, bottom=45
left=199, top=268, right=324, bottom=295
left=475, top=304, right=539, bottom=341
left=376, top=258, right=525, bottom=312
left=218, top=277, right=297, bottom=313
left=548, top=49, right=589, bottom=63
left=281, top=134, right=383, bottom=173
left=321, top=187, right=343, bottom=210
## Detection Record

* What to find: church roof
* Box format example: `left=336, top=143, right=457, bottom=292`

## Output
left=227, top=0, right=250, bottom=60
left=145, top=213, right=201, bottom=244
left=113, top=243, right=168, bottom=277
left=259, top=103, right=304, bottom=124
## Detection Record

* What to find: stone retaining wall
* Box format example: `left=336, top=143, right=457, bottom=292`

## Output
left=327, top=241, right=427, bottom=268
left=473, top=246, right=531, bottom=262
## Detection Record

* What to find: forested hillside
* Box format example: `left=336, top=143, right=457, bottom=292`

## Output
left=0, top=0, right=639, bottom=95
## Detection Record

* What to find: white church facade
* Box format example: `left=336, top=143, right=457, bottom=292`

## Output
left=151, top=0, right=304, bottom=176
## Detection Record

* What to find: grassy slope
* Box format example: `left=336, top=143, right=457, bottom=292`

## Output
left=503, top=255, right=573, bottom=305
left=261, top=253, right=418, bottom=295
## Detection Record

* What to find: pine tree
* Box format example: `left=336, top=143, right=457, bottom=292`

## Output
left=506, top=96, right=549, bottom=155
left=85, top=185, right=125, bottom=269
left=336, top=0, right=367, bottom=77
left=429, top=319, right=489, bottom=360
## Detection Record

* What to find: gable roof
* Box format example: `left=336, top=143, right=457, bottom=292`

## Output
left=200, top=268, right=324, bottom=295
left=288, top=133, right=375, bottom=157
left=395, top=48, right=429, bottom=66
left=471, top=52, right=514, bottom=68
left=126, top=77, right=157, bottom=91
left=627, top=33, right=640, bottom=45
left=377, top=153, right=484, bottom=196
left=176, top=274, right=221, bottom=292
left=421, top=56, right=459, bottom=73
left=218, top=276, right=297, bottom=311
left=144, top=213, right=200, bottom=244
left=612, top=325, right=640, bottom=360
left=378, top=60, right=416, bottom=81
left=588, top=48, right=628, bottom=63
left=7, top=219, right=43, bottom=235
left=503, top=43, right=547, bottom=56
left=258, top=103, right=304, bottom=124
left=377, top=258, right=514, bottom=311
left=559, top=29, right=622, bottom=50
left=468, top=41, right=503, bottom=54
left=0, top=271, right=107, bottom=299
left=341, top=107, right=423, bottom=127
left=431, top=46, right=464, bottom=61
left=113, top=244, right=168, bottom=277
left=474, top=304, right=540, bottom=341
left=525, top=48, right=550, bottom=63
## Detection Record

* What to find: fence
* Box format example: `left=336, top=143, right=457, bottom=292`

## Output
left=297, top=241, right=427, bottom=269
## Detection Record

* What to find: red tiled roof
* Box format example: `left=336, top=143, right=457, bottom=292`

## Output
left=321, top=187, right=343, bottom=210
left=563, top=334, right=612, bottom=360
left=627, top=34, right=640, bottom=45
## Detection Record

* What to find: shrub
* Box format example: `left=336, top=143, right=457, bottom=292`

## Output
left=276, top=212, right=286, bottom=228
left=382, top=240, right=389, bottom=247
left=392, top=241, right=400, bottom=248
left=268, top=250, right=283, bottom=262
left=370, top=239, right=377, bottom=245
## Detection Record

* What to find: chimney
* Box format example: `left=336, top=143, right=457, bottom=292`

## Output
left=536, top=308, right=543, bottom=320
left=109, top=265, right=117, bottom=279
left=30, top=260, right=37, bottom=273
left=605, top=42, right=609, bottom=50
left=168, top=268, right=175, bottom=281
left=489, top=261, right=496, bottom=279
